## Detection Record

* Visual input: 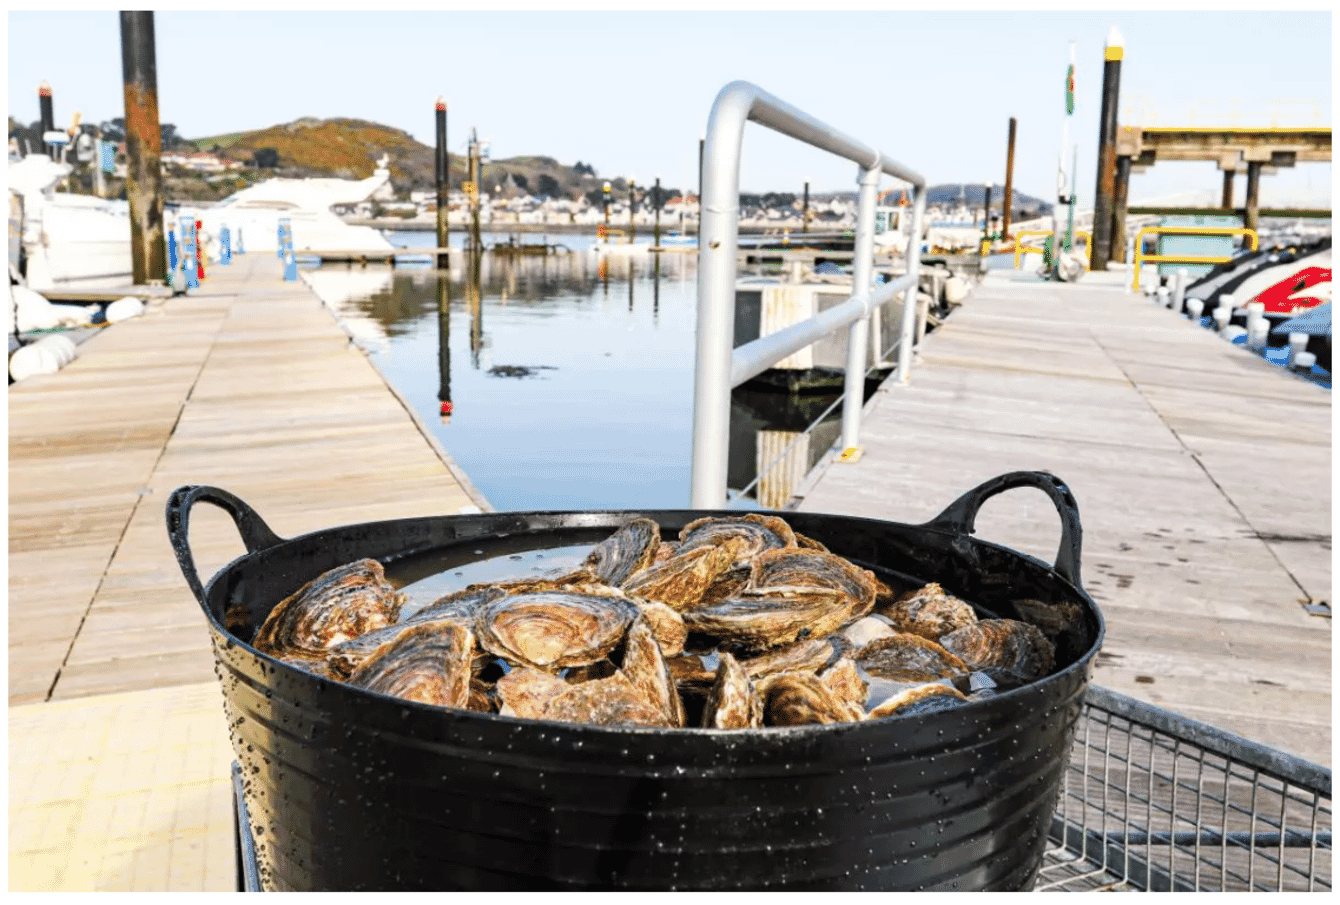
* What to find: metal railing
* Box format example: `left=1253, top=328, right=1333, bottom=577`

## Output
left=1012, top=230, right=1093, bottom=270
left=689, top=80, right=927, bottom=508
left=1132, top=226, right=1259, bottom=292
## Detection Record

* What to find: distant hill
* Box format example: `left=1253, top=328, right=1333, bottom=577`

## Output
left=925, top=183, right=1053, bottom=217
left=188, top=117, right=665, bottom=202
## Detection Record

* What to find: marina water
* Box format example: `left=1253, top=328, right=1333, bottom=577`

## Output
left=311, top=230, right=847, bottom=512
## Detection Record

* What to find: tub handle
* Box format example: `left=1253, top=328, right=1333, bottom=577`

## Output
left=166, top=485, right=285, bottom=606
left=922, top=471, right=1083, bottom=591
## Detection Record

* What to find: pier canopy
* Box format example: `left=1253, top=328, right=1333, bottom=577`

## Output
left=1116, top=125, right=1332, bottom=170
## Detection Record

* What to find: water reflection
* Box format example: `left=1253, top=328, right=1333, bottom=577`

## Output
left=321, top=239, right=862, bottom=511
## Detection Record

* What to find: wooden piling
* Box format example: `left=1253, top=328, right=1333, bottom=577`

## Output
left=119, top=11, right=166, bottom=285
left=1245, top=161, right=1262, bottom=233
left=1112, top=155, right=1131, bottom=263
left=802, top=181, right=810, bottom=234
left=434, top=98, right=449, bottom=269
left=1221, top=169, right=1235, bottom=208
left=1091, top=30, right=1124, bottom=270
left=38, top=81, right=54, bottom=138
left=653, top=176, right=661, bottom=246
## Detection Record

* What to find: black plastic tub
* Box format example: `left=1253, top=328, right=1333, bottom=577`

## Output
left=167, top=471, right=1104, bottom=891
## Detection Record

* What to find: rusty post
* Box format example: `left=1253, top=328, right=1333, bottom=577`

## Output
left=1112, top=154, right=1131, bottom=263
left=38, top=81, right=55, bottom=140
left=1221, top=170, right=1235, bottom=209
left=1091, top=28, right=1124, bottom=270
left=1244, top=161, right=1262, bottom=233
left=119, top=12, right=166, bottom=285
left=435, top=97, right=449, bottom=269
left=1002, top=117, right=1017, bottom=239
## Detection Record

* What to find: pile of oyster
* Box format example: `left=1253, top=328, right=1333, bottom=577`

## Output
left=250, top=515, right=1061, bottom=729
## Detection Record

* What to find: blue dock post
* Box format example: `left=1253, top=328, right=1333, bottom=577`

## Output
left=167, top=227, right=179, bottom=290
left=184, top=220, right=200, bottom=290
left=279, top=218, right=297, bottom=281
left=220, top=225, right=232, bottom=265
left=277, top=219, right=289, bottom=259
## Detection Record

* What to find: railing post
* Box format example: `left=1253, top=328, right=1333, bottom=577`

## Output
left=894, top=185, right=926, bottom=383
left=689, top=85, right=749, bottom=509
left=840, top=163, right=882, bottom=452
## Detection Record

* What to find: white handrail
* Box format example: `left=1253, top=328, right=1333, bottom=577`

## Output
left=689, top=80, right=928, bottom=508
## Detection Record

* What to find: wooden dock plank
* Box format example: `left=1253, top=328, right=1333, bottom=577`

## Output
left=8, top=253, right=488, bottom=705
left=796, top=270, right=1331, bottom=766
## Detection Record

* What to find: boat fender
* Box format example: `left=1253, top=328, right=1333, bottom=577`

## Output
left=1219, top=325, right=1248, bottom=343
left=34, top=333, right=77, bottom=366
left=9, top=340, right=61, bottom=381
left=943, top=276, right=969, bottom=305
left=106, top=296, right=146, bottom=323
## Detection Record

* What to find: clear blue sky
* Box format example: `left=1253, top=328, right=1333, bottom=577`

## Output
left=7, top=9, right=1333, bottom=206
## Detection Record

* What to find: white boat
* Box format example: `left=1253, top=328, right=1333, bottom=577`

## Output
left=8, top=153, right=133, bottom=291
left=180, top=156, right=397, bottom=258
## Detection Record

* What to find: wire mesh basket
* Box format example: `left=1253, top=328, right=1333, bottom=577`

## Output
left=1038, top=684, right=1332, bottom=892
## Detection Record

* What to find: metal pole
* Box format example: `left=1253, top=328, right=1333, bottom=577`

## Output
left=434, top=97, right=449, bottom=269
left=802, top=180, right=810, bottom=233
left=1002, top=117, right=1017, bottom=238
left=602, top=181, right=611, bottom=233
left=1091, top=27, right=1123, bottom=270
left=840, top=164, right=881, bottom=453
left=468, top=130, right=481, bottom=252
left=895, top=186, right=926, bottom=383
left=982, top=181, right=993, bottom=245
left=119, top=11, right=166, bottom=285
left=653, top=176, right=661, bottom=246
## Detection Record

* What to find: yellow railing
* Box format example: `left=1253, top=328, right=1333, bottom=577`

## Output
left=1132, top=226, right=1258, bottom=292
left=1011, top=230, right=1092, bottom=270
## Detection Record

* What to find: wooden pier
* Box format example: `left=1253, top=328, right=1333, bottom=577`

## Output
left=794, top=268, right=1331, bottom=767
left=8, top=253, right=489, bottom=890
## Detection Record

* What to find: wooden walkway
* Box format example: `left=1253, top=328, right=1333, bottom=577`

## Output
left=796, top=268, right=1331, bottom=767
left=8, top=253, right=488, bottom=890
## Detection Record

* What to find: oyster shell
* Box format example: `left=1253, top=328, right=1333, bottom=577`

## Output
left=762, top=672, right=865, bottom=726
left=701, top=651, right=763, bottom=729
left=880, top=582, right=978, bottom=641
left=868, top=682, right=968, bottom=719
left=622, top=543, right=739, bottom=612
left=328, top=585, right=499, bottom=680
left=253, top=559, right=404, bottom=660
left=629, top=598, right=688, bottom=658
left=683, top=548, right=877, bottom=651
left=496, top=666, right=571, bottom=719
left=278, top=654, right=333, bottom=678
left=939, top=619, right=1056, bottom=684
left=666, top=635, right=845, bottom=693
left=677, top=514, right=797, bottom=563
left=818, top=657, right=868, bottom=712
left=541, top=670, right=672, bottom=728
left=583, top=518, right=662, bottom=587
left=855, top=633, right=971, bottom=683
left=620, top=616, right=685, bottom=727
left=476, top=591, right=637, bottom=670
left=838, top=614, right=899, bottom=650
left=346, top=622, right=474, bottom=708
left=793, top=531, right=829, bottom=553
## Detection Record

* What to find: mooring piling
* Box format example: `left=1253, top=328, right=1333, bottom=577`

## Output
left=119, top=11, right=167, bottom=285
